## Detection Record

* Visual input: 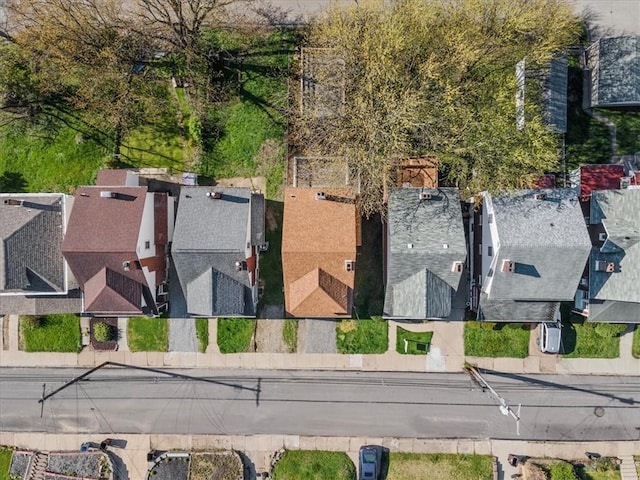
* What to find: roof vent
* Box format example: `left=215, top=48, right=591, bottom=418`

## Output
left=100, top=191, right=117, bottom=198
left=345, top=260, right=355, bottom=272
left=442, top=243, right=449, bottom=249
left=502, top=260, right=515, bottom=273
left=407, top=243, right=413, bottom=249
left=316, top=192, right=326, bottom=200
left=534, top=193, right=547, bottom=201
left=620, top=177, right=631, bottom=189
left=258, top=242, right=270, bottom=252
left=419, top=192, right=432, bottom=201
left=122, top=261, right=131, bottom=271
left=596, top=260, right=615, bottom=273
left=452, top=261, right=463, bottom=273
left=206, top=191, right=222, bottom=199
left=235, top=260, right=247, bottom=271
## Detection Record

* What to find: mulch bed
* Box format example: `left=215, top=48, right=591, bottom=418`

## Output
left=90, top=318, right=118, bottom=350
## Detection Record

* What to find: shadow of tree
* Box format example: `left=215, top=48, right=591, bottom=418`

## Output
left=0, top=171, right=28, bottom=192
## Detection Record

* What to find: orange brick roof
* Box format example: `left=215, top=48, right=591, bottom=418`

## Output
left=282, top=187, right=357, bottom=317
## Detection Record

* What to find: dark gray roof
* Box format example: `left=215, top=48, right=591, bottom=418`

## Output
left=480, top=189, right=591, bottom=322
left=383, top=187, right=466, bottom=319
left=479, top=298, right=560, bottom=323
left=543, top=55, right=568, bottom=134
left=589, top=36, right=640, bottom=107
left=172, top=187, right=263, bottom=317
left=588, top=189, right=640, bottom=322
left=0, top=194, right=67, bottom=294
left=588, top=300, right=640, bottom=323
left=0, top=288, right=82, bottom=315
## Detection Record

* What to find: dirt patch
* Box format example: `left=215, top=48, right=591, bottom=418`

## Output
left=215, top=176, right=266, bottom=194
left=190, top=452, right=243, bottom=480
left=255, top=319, right=288, bottom=353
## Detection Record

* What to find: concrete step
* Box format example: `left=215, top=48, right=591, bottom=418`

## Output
left=619, top=455, right=639, bottom=480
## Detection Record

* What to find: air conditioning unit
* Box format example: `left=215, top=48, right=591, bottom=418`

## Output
left=534, top=193, right=547, bottom=201
left=451, top=261, right=463, bottom=273
left=419, top=192, right=432, bottom=201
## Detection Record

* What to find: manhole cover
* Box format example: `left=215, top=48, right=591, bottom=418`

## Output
left=594, top=407, right=605, bottom=417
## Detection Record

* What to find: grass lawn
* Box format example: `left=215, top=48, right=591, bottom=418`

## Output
left=633, top=326, right=640, bottom=359
left=0, top=447, right=12, bottom=479
left=562, top=320, right=625, bottom=358
left=0, top=122, right=107, bottom=193
left=20, top=315, right=81, bottom=353
left=272, top=450, right=355, bottom=480
left=217, top=318, right=256, bottom=353
left=283, top=319, right=298, bottom=353
left=396, top=327, right=433, bottom=355
left=387, top=453, right=493, bottom=480
left=199, top=28, right=295, bottom=199
left=127, top=317, right=168, bottom=352
left=336, top=318, right=388, bottom=354
left=195, top=318, right=209, bottom=353
left=464, top=322, right=530, bottom=358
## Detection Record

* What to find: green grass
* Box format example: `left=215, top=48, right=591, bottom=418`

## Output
left=336, top=318, right=388, bottom=354
left=464, top=322, right=530, bottom=358
left=20, top=314, right=81, bottom=353
left=551, top=462, right=577, bottom=480
left=562, top=320, right=625, bottom=358
left=0, top=122, right=107, bottom=193
left=195, top=318, right=209, bottom=353
left=633, top=326, right=640, bottom=359
left=199, top=28, right=295, bottom=199
left=271, top=450, right=355, bottom=480
left=396, top=327, right=433, bottom=355
left=387, top=453, right=493, bottom=480
left=217, top=318, right=256, bottom=353
left=0, top=446, right=13, bottom=479
left=283, top=319, right=298, bottom=353
left=127, top=317, right=168, bottom=352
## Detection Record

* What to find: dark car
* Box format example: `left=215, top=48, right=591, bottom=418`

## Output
left=359, top=446, right=379, bottom=480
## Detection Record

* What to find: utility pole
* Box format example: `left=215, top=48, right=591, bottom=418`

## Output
left=465, top=365, right=521, bottom=435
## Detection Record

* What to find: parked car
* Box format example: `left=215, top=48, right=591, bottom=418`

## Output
left=538, top=321, right=562, bottom=354
left=358, top=446, right=379, bottom=480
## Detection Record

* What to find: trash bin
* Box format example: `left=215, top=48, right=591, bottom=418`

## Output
left=80, top=443, right=91, bottom=453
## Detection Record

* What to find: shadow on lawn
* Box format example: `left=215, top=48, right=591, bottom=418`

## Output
left=0, top=171, right=27, bottom=192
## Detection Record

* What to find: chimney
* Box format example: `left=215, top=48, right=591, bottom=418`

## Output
left=100, top=191, right=117, bottom=199
left=3, top=199, right=23, bottom=206
left=419, top=192, right=432, bottom=201
left=534, top=193, right=547, bottom=201
left=502, top=260, right=515, bottom=273
left=206, top=191, right=222, bottom=199
left=315, top=192, right=326, bottom=200
left=595, top=260, right=615, bottom=273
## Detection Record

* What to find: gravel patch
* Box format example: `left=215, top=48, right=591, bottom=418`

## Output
left=299, top=319, right=337, bottom=353
left=169, top=318, right=198, bottom=352
left=190, top=452, right=243, bottom=480
left=255, top=320, right=288, bottom=353
left=150, top=454, right=189, bottom=480
left=47, top=452, right=102, bottom=478
left=10, top=452, right=31, bottom=477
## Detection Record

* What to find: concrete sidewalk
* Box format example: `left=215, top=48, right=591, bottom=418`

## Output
left=1, top=431, right=638, bottom=480
left=1, top=317, right=638, bottom=375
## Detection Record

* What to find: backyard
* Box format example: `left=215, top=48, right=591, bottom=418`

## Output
left=271, top=450, right=355, bottom=480
left=336, top=318, right=388, bottom=354
left=464, top=322, right=530, bottom=358
left=20, top=314, right=81, bottom=353
left=127, top=317, right=168, bottom=352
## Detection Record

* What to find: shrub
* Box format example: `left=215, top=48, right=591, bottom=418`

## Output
left=93, top=322, right=113, bottom=342
left=594, top=323, right=626, bottom=337
left=550, top=462, right=576, bottom=480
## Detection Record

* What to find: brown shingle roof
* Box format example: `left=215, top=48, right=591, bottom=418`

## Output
left=282, top=187, right=357, bottom=317
left=96, top=169, right=131, bottom=186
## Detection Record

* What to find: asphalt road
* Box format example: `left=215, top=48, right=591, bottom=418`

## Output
left=1, top=368, right=639, bottom=441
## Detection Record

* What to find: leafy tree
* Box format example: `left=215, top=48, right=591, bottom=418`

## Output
left=295, top=0, right=583, bottom=216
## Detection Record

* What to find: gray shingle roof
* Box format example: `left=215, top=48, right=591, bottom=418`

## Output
left=589, top=36, right=640, bottom=107
left=588, top=189, right=640, bottom=322
left=172, top=187, right=263, bottom=317
left=0, top=194, right=67, bottom=294
left=480, top=189, right=591, bottom=322
left=384, top=187, right=466, bottom=319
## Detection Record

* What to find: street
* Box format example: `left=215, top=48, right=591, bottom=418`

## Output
left=1, top=368, right=638, bottom=441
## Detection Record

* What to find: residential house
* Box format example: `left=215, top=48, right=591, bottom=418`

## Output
left=62, top=173, right=175, bottom=316
left=471, top=189, right=591, bottom=322
left=282, top=187, right=359, bottom=318
left=0, top=193, right=82, bottom=314
left=574, top=188, right=640, bottom=322
left=588, top=36, right=640, bottom=108
left=383, top=187, right=467, bottom=320
left=172, top=187, right=265, bottom=317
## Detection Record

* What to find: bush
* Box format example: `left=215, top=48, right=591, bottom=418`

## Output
left=550, top=462, right=576, bottom=480
left=93, top=322, right=113, bottom=342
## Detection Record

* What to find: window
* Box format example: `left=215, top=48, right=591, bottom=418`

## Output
left=144, top=241, right=150, bottom=249
left=487, top=246, right=493, bottom=256
left=488, top=213, right=493, bottom=224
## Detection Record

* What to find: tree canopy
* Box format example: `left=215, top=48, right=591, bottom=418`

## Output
left=293, top=0, right=583, bottom=216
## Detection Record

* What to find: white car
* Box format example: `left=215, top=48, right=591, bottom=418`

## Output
left=538, top=321, right=562, bottom=354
